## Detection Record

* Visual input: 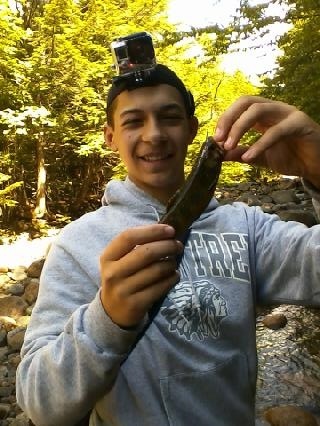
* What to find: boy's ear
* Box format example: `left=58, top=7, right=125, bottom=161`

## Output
left=188, top=116, right=199, bottom=144
left=104, top=123, right=117, bottom=151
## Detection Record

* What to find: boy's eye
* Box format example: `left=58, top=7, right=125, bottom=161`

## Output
left=162, top=115, right=183, bottom=122
left=122, top=118, right=142, bottom=127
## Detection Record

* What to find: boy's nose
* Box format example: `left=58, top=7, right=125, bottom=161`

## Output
left=142, top=118, right=164, bottom=144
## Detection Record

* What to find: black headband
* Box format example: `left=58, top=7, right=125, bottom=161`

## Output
left=106, top=64, right=195, bottom=118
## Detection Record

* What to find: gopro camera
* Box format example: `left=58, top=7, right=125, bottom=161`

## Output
left=110, top=32, right=156, bottom=81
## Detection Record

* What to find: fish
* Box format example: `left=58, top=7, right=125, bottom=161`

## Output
left=159, top=136, right=224, bottom=240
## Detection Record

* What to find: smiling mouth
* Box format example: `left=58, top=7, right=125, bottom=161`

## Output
left=140, top=153, right=172, bottom=162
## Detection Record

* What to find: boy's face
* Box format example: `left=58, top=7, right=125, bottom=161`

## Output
left=104, top=84, right=198, bottom=204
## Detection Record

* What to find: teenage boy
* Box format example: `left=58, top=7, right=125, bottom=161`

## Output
left=16, top=64, right=320, bottom=426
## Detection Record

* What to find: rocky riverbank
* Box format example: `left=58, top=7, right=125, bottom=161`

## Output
left=0, top=177, right=319, bottom=425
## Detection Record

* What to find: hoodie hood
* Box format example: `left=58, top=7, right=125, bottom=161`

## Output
left=101, top=176, right=220, bottom=225
left=101, top=177, right=166, bottom=220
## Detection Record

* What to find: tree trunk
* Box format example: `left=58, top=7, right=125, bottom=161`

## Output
left=71, top=157, right=95, bottom=214
left=33, top=135, right=47, bottom=219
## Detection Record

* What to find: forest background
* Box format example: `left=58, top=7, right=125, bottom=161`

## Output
left=0, top=0, right=319, bottom=235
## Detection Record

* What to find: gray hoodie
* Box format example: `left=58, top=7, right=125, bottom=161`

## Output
left=16, top=178, right=320, bottom=426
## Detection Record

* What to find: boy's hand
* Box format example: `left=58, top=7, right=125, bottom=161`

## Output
left=100, top=224, right=183, bottom=328
left=214, top=95, right=320, bottom=189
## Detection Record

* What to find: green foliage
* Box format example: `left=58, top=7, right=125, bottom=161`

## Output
left=0, top=173, right=22, bottom=207
left=3, top=0, right=299, bottom=226
left=220, top=162, right=253, bottom=185
left=0, top=0, right=27, bottom=110
left=0, top=106, right=55, bottom=134
left=261, top=0, right=320, bottom=123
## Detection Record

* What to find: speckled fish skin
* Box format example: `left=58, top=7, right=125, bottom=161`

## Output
left=159, top=136, right=224, bottom=240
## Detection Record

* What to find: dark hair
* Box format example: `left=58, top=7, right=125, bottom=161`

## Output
left=106, top=64, right=195, bottom=126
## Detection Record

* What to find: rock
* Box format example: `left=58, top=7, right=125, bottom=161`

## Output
left=270, top=189, right=299, bottom=204
left=264, top=405, right=318, bottom=426
left=7, top=267, right=27, bottom=282
left=0, top=275, right=11, bottom=287
left=261, top=203, right=274, bottom=214
left=237, top=182, right=252, bottom=191
left=260, top=195, right=273, bottom=204
left=236, top=192, right=261, bottom=205
left=8, top=354, right=21, bottom=368
left=18, top=277, right=35, bottom=290
left=4, top=283, right=25, bottom=297
left=0, top=402, right=10, bottom=419
left=277, top=178, right=299, bottom=190
left=15, top=316, right=30, bottom=328
left=26, top=258, right=45, bottom=279
left=23, top=280, right=39, bottom=305
left=0, top=347, right=8, bottom=363
left=295, top=191, right=308, bottom=201
left=0, top=386, right=13, bottom=397
left=9, top=412, right=30, bottom=425
left=277, top=210, right=318, bottom=227
left=7, top=327, right=26, bottom=351
left=25, top=305, right=34, bottom=315
left=0, top=297, right=28, bottom=317
left=0, top=366, right=8, bottom=378
left=262, top=313, right=288, bottom=330
left=0, top=330, right=7, bottom=347
left=247, top=195, right=262, bottom=207
left=0, top=317, right=17, bottom=332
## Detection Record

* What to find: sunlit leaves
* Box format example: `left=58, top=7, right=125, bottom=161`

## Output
left=0, top=0, right=286, bottom=221
left=0, top=106, right=55, bottom=136
left=262, top=0, right=320, bottom=122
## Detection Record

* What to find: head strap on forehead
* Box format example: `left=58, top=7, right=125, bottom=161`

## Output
left=106, top=64, right=195, bottom=117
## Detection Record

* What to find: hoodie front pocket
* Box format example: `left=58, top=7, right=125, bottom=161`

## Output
left=159, top=353, right=255, bottom=426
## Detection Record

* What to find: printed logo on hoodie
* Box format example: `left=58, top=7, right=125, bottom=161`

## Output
left=161, top=231, right=250, bottom=341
